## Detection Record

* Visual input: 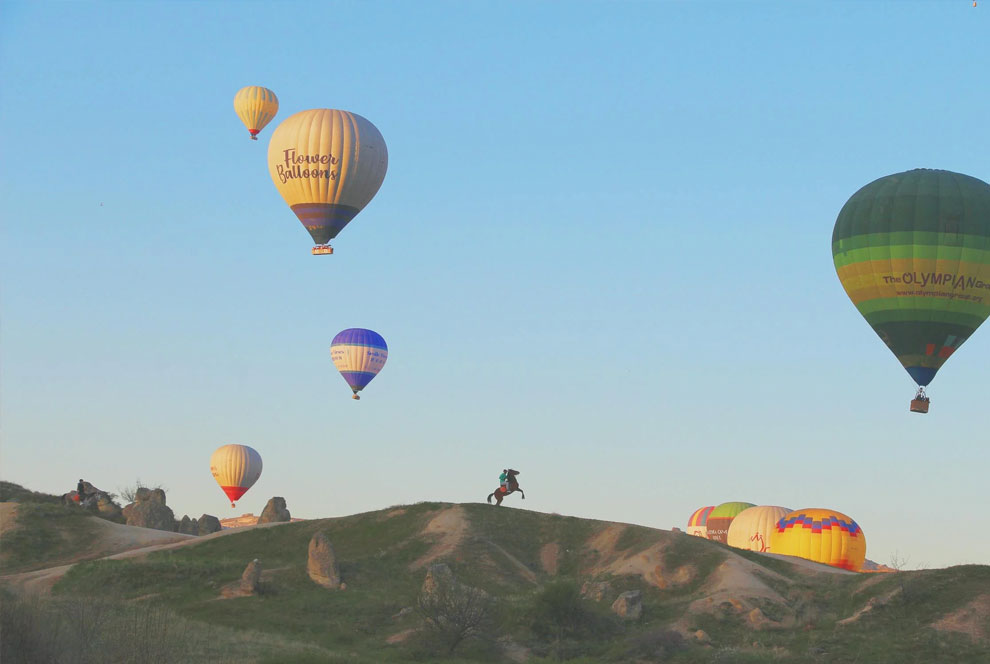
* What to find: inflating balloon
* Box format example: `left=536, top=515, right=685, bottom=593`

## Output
left=726, top=505, right=791, bottom=552
left=771, top=508, right=866, bottom=572
left=705, top=502, right=755, bottom=544
left=267, top=109, right=388, bottom=254
left=210, top=444, right=263, bottom=507
left=233, top=86, right=278, bottom=140
left=687, top=506, right=715, bottom=538
left=832, top=169, right=990, bottom=413
left=330, top=328, right=388, bottom=399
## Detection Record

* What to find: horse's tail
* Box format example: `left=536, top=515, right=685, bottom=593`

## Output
left=486, top=492, right=494, bottom=504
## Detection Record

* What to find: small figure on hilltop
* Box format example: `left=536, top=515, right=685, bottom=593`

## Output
left=487, top=468, right=524, bottom=507
left=76, top=479, right=87, bottom=502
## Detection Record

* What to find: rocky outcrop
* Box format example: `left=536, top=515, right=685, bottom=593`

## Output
left=178, top=515, right=197, bottom=535
left=421, top=563, right=457, bottom=596
left=612, top=590, right=643, bottom=620
left=307, top=531, right=341, bottom=589
left=240, top=559, right=262, bottom=594
left=122, top=488, right=176, bottom=531
left=62, top=483, right=123, bottom=522
left=258, top=497, right=290, bottom=524
left=198, top=514, right=222, bottom=535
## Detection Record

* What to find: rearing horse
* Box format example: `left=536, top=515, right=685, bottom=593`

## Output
left=486, top=469, right=525, bottom=506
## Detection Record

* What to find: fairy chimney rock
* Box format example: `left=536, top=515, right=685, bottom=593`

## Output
left=240, top=559, right=262, bottom=594
left=307, top=531, right=341, bottom=589
left=258, top=497, right=290, bottom=524
left=198, top=514, right=222, bottom=535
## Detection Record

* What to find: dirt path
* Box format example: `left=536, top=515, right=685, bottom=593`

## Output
left=409, top=505, right=470, bottom=569
left=0, top=518, right=295, bottom=597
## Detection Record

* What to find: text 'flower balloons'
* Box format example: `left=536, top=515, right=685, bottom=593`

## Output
left=267, top=109, right=388, bottom=254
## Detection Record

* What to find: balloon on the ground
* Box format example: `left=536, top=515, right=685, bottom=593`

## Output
left=771, top=508, right=866, bottom=572
left=330, top=328, right=388, bottom=399
left=705, top=502, right=756, bottom=544
left=233, top=86, right=278, bottom=140
left=687, top=506, right=715, bottom=538
left=726, top=505, right=791, bottom=552
left=832, top=169, right=990, bottom=411
left=210, top=444, right=263, bottom=507
left=267, top=108, right=388, bottom=253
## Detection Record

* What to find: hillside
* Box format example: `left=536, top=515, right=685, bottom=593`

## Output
left=2, top=496, right=989, bottom=663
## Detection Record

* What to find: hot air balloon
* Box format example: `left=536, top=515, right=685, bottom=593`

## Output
left=771, top=508, right=866, bottom=572
left=210, top=444, right=263, bottom=508
left=267, top=109, right=388, bottom=255
left=726, top=505, right=791, bottom=553
left=705, top=502, right=756, bottom=544
left=233, top=86, right=279, bottom=140
left=832, top=169, right=990, bottom=413
left=687, top=506, right=715, bottom=538
left=330, top=328, right=388, bottom=399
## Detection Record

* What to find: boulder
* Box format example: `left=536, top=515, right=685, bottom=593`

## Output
left=612, top=590, right=643, bottom=620
left=307, top=531, right=341, bottom=589
left=258, top=497, right=290, bottom=524
left=198, top=514, right=222, bottom=535
left=421, top=563, right=457, bottom=596
left=94, top=494, right=123, bottom=521
left=240, top=559, right=262, bottom=594
left=178, top=515, right=197, bottom=535
left=122, top=488, right=177, bottom=531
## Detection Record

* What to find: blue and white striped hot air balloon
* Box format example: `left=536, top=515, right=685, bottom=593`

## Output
left=330, top=328, right=388, bottom=400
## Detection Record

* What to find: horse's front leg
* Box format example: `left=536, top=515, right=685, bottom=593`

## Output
left=517, top=486, right=525, bottom=500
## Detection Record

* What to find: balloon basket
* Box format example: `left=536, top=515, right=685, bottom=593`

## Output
left=910, top=398, right=930, bottom=414
left=312, top=245, right=334, bottom=255
left=352, top=394, right=360, bottom=400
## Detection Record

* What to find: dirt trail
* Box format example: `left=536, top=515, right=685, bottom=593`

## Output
left=0, top=517, right=295, bottom=597
left=409, top=505, right=469, bottom=569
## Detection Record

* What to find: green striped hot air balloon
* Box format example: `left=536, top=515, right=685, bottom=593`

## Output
left=705, top=502, right=755, bottom=544
left=832, top=169, right=990, bottom=412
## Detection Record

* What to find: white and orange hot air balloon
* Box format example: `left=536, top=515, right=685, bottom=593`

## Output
left=234, top=86, right=279, bottom=140
left=726, top=505, right=791, bottom=553
left=210, top=444, right=263, bottom=508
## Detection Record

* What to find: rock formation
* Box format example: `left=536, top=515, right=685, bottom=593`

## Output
left=581, top=580, right=612, bottom=601
left=258, top=497, right=290, bottom=524
left=307, top=531, right=341, bottom=589
left=240, top=559, right=262, bottom=594
left=177, top=515, right=197, bottom=535
left=612, top=590, right=643, bottom=620
left=122, top=487, right=177, bottom=531
left=198, top=514, right=222, bottom=535
left=421, top=562, right=457, bottom=596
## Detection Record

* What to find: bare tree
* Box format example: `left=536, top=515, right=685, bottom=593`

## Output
left=416, top=576, right=496, bottom=655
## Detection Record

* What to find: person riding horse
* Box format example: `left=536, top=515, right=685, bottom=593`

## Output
left=487, top=468, right=524, bottom=506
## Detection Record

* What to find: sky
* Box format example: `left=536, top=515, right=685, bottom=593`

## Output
left=1, top=0, right=987, bottom=570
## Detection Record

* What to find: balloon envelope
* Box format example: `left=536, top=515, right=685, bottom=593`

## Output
left=267, top=108, right=388, bottom=246
left=234, top=86, right=278, bottom=140
left=726, top=505, right=791, bottom=552
left=210, top=444, right=263, bottom=507
left=687, top=506, right=715, bottom=538
left=771, top=508, right=866, bottom=572
left=330, top=328, right=388, bottom=397
left=706, top=502, right=756, bottom=544
left=832, top=169, right=990, bottom=389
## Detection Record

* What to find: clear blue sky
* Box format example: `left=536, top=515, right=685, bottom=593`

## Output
left=1, top=1, right=987, bottom=569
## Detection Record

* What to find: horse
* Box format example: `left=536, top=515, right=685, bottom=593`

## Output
left=486, top=469, right=525, bottom=506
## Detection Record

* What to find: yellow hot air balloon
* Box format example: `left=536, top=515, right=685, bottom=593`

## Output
left=234, top=86, right=279, bottom=140
left=210, top=444, right=263, bottom=508
left=726, top=505, right=791, bottom=553
left=770, top=508, right=866, bottom=571
left=267, top=108, right=388, bottom=255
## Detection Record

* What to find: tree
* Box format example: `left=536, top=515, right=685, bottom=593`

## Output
left=416, top=573, right=496, bottom=655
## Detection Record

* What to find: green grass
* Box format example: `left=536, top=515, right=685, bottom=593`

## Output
left=0, top=481, right=63, bottom=504
left=0, top=503, right=99, bottom=573
left=37, top=500, right=990, bottom=663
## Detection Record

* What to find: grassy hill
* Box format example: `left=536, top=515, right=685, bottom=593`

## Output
left=2, top=491, right=989, bottom=663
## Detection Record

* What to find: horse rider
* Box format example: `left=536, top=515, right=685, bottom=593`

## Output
left=499, top=469, right=508, bottom=492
